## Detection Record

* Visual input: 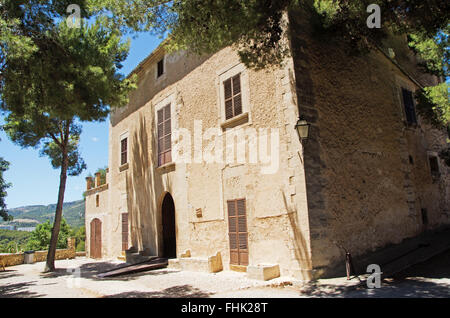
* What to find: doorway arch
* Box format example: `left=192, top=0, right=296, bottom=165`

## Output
left=90, top=218, right=102, bottom=259
left=161, top=193, right=176, bottom=258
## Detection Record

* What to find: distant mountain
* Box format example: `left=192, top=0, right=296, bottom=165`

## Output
left=1, top=200, right=85, bottom=229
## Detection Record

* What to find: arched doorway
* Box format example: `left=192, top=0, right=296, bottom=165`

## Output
left=90, top=218, right=102, bottom=259
left=161, top=193, right=176, bottom=258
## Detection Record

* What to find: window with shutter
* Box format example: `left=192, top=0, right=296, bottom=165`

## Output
left=227, top=198, right=248, bottom=266
left=157, top=104, right=172, bottom=166
left=429, top=156, right=440, bottom=176
left=121, top=213, right=129, bottom=251
left=224, top=74, right=243, bottom=120
left=120, top=137, right=128, bottom=165
left=401, top=88, right=417, bottom=125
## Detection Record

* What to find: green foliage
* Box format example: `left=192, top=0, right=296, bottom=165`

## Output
left=26, top=218, right=71, bottom=251
left=88, top=166, right=108, bottom=185
left=0, top=229, right=31, bottom=252
left=415, top=83, right=450, bottom=129
left=0, top=154, right=12, bottom=221
left=415, top=82, right=450, bottom=165
left=1, top=1, right=136, bottom=270
left=71, top=225, right=86, bottom=251
left=91, top=0, right=292, bottom=70
left=409, top=28, right=449, bottom=78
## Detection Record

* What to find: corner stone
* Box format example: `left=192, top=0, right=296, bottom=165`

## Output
left=247, top=264, right=281, bottom=281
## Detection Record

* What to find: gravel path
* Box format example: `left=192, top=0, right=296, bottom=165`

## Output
left=1, top=251, right=449, bottom=298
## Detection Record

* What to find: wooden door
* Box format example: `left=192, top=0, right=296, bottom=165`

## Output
left=121, top=213, right=129, bottom=251
left=90, top=218, right=102, bottom=259
left=227, top=199, right=248, bottom=266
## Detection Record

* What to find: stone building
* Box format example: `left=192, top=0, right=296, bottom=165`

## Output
left=84, top=9, right=450, bottom=280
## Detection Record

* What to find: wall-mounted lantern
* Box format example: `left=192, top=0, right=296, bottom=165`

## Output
left=295, top=116, right=310, bottom=143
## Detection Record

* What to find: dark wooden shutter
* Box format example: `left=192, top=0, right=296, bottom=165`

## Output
left=224, top=79, right=233, bottom=120
left=223, top=74, right=242, bottom=120
left=227, top=198, right=248, bottom=266
left=121, top=213, right=129, bottom=251
left=90, top=219, right=102, bottom=259
left=120, top=138, right=127, bottom=165
left=158, top=104, right=172, bottom=166
left=402, top=88, right=417, bottom=124
left=232, top=74, right=242, bottom=116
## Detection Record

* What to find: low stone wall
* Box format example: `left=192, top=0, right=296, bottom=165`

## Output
left=0, top=238, right=76, bottom=268
left=0, top=253, right=24, bottom=267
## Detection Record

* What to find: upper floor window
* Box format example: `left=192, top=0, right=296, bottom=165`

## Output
left=120, top=137, right=128, bottom=166
left=401, top=88, right=417, bottom=125
left=224, top=74, right=242, bottom=120
left=157, top=104, right=172, bottom=166
left=429, top=155, right=440, bottom=176
left=157, top=57, right=165, bottom=78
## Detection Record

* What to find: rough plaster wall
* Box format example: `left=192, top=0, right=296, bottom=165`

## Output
left=288, top=8, right=450, bottom=275
left=100, top=45, right=313, bottom=279
left=84, top=186, right=111, bottom=259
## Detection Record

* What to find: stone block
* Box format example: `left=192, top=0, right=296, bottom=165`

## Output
left=178, top=257, right=210, bottom=272
left=247, top=264, right=280, bottom=281
left=167, top=259, right=181, bottom=270
left=180, top=249, right=191, bottom=258
left=208, top=252, right=223, bottom=273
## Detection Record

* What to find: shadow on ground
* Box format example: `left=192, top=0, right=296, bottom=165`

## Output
left=0, top=269, right=23, bottom=280
left=103, top=284, right=213, bottom=298
left=0, top=280, right=44, bottom=298
left=37, top=261, right=165, bottom=282
left=298, top=249, right=450, bottom=298
left=298, top=278, right=450, bottom=298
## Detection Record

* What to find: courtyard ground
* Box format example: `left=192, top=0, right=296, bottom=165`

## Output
left=1, top=249, right=449, bottom=298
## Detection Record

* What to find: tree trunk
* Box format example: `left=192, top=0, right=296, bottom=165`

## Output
left=44, top=133, right=69, bottom=272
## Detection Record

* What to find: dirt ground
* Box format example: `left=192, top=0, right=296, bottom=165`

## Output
left=1, top=250, right=449, bottom=298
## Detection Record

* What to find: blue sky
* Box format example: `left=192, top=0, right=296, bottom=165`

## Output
left=0, top=32, right=163, bottom=209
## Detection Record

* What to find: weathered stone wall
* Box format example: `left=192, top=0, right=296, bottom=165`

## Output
left=288, top=8, right=450, bottom=276
left=84, top=7, right=449, bottom=281
left=0, top=238, right=76, bottom=267
left=100, top=42, right=313, bottom=279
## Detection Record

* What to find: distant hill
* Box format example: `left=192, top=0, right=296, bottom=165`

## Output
left=1, top=200, right=85, bottom=229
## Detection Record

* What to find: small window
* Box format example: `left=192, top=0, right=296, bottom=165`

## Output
left=120, top=137, right=128, bottom=166
left=421, top=208, right=428, bottom=226
left=224, top=74, right=242, bottom=120
left=157, top=104, right=172, bottom=166
left=96, top=194, right=99, bottom=207
left=429, top=155, right=440, bottom=176
left=157, top=57, right=164, bottom=78
left=401, top=88, right=417, bottom=125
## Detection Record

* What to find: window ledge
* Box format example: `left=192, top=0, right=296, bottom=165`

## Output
left=156, top=161, right=175, bottom=172
left=119, top=163, right=129, bottom=172
left=221, top=112, right=249, bottom=130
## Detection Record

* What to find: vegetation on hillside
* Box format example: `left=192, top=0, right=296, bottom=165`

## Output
left=1, top=199, right=85, bottom=229
left=0, top=229, right=31, bottom=253
left=0, top=218, right=85, bottom=253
